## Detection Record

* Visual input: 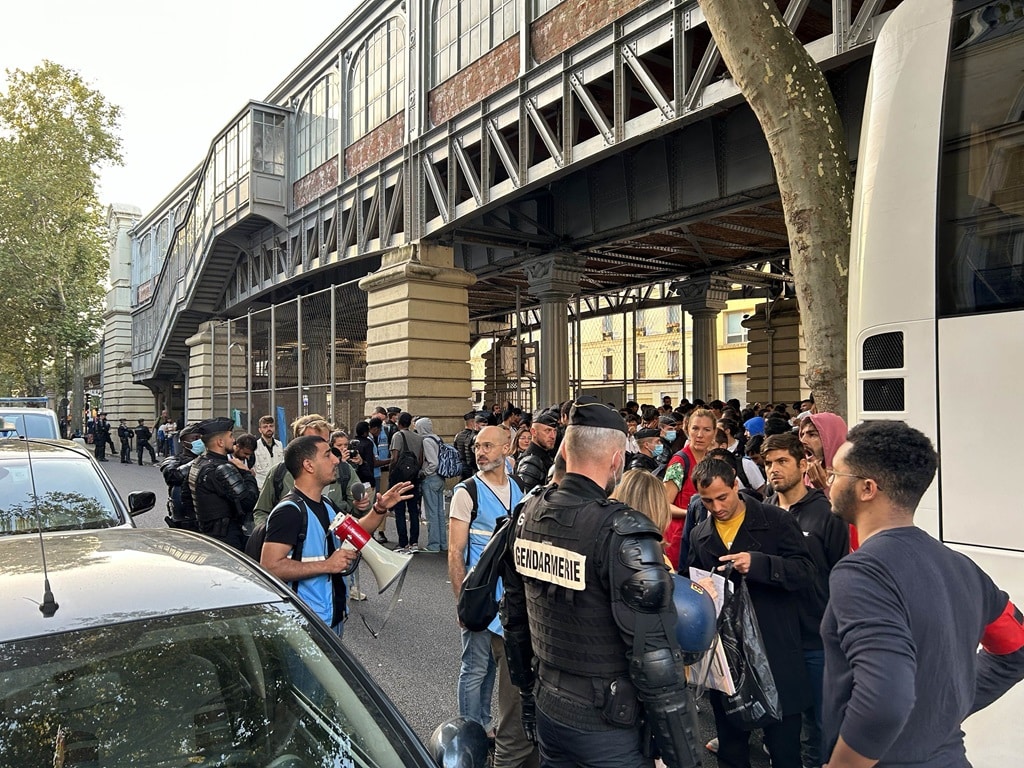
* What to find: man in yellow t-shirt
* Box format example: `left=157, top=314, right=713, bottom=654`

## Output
left=685, top=457, right=814, bottom=768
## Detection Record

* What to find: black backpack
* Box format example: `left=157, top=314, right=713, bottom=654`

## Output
left=389, top=434, right=422, bottom=484
left=245, top=499, right=305, bottom=591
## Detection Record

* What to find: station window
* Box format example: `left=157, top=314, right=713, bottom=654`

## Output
left=725, top=312, right=748, bottom=345
left=296, top=72, right=340, bottom=179
left=349, top=18, right=405, bottom=144
left=534, top=0, right=564, bottom=17
left=252, top=111, right=286, bottom=176
left=432, top=0, right=517, bottom=86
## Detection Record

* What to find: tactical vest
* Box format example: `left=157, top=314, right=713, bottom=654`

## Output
left=188, top=454, right=236, bottom=524
left=513, top=491, right=632, bottom=681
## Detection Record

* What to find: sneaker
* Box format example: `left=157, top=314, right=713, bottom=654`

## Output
left=350, top=590, right=368, bottom=601
left=407, top=543, right=421, bottom=553
left=705, top=738, right=719, bottom=754
left=395, top=546, right=410, bottom=555
left=375, top=531, right=389, bottom=544
left=422, top=547, right=441, bottom=553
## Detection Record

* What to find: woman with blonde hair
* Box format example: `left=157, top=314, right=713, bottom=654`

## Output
left=612, top=469, right=673, bottom=562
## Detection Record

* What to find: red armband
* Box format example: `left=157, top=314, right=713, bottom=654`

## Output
left=981, top=600, right=1024, bottom=655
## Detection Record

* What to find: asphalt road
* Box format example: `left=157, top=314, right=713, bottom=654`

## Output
left=103, top=455, right=770, bottom=766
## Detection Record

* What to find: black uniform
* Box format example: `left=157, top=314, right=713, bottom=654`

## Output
left=117, top=422, right=133, bottom=463
left=93, top=419, right=112, bottom=461
left=501, top=473, right=702, bottom=768
left=188, top=452, right=259, bottom=550
left=454, top=426, right=478, bottom=481
left=161, top=444, right=200, bottom=530
left=135, top=423, right=156, bottom=465
left=513, top=441, right=554, bottom=493
left=627, top=452, right=660, bottom=473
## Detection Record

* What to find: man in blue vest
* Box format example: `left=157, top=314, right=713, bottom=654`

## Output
left=261, top=435, right=412, bottom=637
left=449, top=424, right=535, bottom=767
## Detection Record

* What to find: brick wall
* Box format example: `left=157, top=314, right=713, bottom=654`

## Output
left=345, top=112, right=406, bottom=177
left=532, top=0, right=648, bottom=64
left=428, top=35, right=520, bottom=126
left=293, top=156, right=339, bottom=208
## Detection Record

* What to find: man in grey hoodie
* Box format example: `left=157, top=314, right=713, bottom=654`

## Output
left=416, top=417, right=447, bottom=553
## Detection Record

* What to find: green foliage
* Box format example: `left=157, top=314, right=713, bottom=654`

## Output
left=0, top=61, right=122, bottom=395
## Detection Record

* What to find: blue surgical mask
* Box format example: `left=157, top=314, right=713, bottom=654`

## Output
left=191, top=438, right=205, bottom=455
left=653, top=443, right=665, bottom=457
left=664, top=430, right=677, bottom=443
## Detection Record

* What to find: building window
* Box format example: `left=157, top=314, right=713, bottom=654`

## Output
left=667, top=349, right=679, bottom=377
left=601, top=315, right=614, bottom=340
left=534, top=0, right=564, bottom=17
left=636, top=309, right=648, bottom=336
left=636, top=352, right=646, bottom=379
left=252, top=111, right=286, bottom=175
left=666, top=304, right=681, bottom=327
left=722, top=373, right=746, bottom=403
left=725, top=312, right=748, bottom=345
left=432, top=0, right=517, bottom=86
left=603, top=355, right=614, bottom=380
left=297, top=72, right=340, bottom=178
left=349, top=18, right=405, bottom=144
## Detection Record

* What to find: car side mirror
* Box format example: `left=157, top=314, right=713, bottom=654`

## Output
left=128, top=491, right=156, bottom=516
left=428, top=716, right=489, bottom=768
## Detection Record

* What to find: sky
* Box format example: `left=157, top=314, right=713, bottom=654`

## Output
left=3, top=0, right=360, bottom=216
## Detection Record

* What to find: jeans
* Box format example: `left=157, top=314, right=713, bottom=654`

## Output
left=393, top=483, right=421, bottom=547
left=421, top=473, right=447, bottom=551
left=802, top=649, right=825, bottom=767
left=459, top=628, right=496, bottom=731
left=535, top=706, right=650, bottom=768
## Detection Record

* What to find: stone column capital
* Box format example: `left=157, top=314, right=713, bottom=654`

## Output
left=523, top=251, right=587, bottom=300
left=359, top=242, right=477, bottom=294
left=675, top=277, right=730, bottom=313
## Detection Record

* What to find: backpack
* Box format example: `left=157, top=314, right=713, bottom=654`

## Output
left=389, top=433, right=421, bottom=484
left=432, top=435, right=463, bottom=479
left=245, top=499, right=306, bottom=590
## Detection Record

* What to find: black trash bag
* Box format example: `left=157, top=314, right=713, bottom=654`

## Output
left=717, top=564, right=782, bottom=730
left=457, top=514, right=511, bottom=631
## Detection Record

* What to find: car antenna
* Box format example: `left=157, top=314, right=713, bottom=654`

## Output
left=24, top=434, right=59, bottom=617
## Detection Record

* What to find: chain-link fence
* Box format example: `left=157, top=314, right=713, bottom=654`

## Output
left=470, top=286, right=698, bottom=411
left=210, top=279, right=367, bottom=434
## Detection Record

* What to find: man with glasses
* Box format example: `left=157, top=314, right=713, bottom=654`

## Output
left=822, top=421, right=1024, bottom=768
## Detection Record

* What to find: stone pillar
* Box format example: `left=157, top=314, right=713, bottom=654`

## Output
left=185, top=322, right=217, bottom=422
left=523, top=252, right=586, bottom=407
left=743, top=298, right=808, bottom=405
left=359, top=242, right=476, bottom=440
left=677, top=278, right=729, bottom=402
left=101, top=204, right=154, bottom=424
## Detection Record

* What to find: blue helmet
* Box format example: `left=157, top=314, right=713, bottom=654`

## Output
left=428, top=716, right=489, bottom=768
left=671, top=574, right=717, bottom=661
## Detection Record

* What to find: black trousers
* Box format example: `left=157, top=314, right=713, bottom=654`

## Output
left=120, top=440, right=132, bottom=462
left=535, top=706, right=650, bottom=768
left=137, top=440, right=156, bottom=464
left=709, top=691, right=802, bottom=768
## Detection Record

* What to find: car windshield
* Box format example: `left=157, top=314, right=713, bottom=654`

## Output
left=0, top=603, right=420, bottom=767
left=0, top=411, right=58, bottom=438
left=0, top=457, right=123, bottom=535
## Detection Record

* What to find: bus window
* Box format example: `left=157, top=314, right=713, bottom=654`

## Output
left=937, top=1, right=1024, bottom=316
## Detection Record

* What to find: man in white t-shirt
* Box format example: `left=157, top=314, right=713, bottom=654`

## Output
left=252, top=414, right=284, bottom=489
left=448, top=425, right=536, bottom=768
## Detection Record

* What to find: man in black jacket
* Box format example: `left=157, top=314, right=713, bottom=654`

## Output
left=686, top=457, right=815, bottom=768
left=117, top=418, right=134, bottom=463
left=762, top=432, right=849, bottom=768
left=93, top=413, right=112, bottom=462
left=161, top=423, right=202, bottom=529
left=513, top=407, right=558, bottom=492
left=627, top=427, right=662, bottom=472
left=135, top=419, right=157, bottom=465
left=454, top=410, right=481, bottom=481
left=187, top=417, right=259, bottom=551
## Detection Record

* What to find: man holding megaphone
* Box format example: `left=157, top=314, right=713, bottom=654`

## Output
left=261, top=435, right=413, bottom=638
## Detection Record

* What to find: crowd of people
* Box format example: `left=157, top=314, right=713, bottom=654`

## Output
left=150, top=394, right=1024, bottom=768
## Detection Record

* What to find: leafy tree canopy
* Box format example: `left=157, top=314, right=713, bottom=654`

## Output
left=0, top=60, right=122, bottom=395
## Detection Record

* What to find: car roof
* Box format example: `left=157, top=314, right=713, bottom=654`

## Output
left=0, top=438, right=89, bottom=458
left=0, top=528, right=288, bottom=643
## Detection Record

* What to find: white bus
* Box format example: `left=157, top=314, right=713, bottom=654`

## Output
left=848, top=0, right=1024, bottom=761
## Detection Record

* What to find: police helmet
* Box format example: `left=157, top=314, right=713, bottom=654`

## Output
left=671, top=574, right=717, bottom=660
left=427, top=716, right=489, bottom=768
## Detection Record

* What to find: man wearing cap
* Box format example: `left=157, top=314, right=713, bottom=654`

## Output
left=628, top=427, right=663, bottom=473
left=93, top=413, right=112, bottom=462
left=513, top=408, right=559, bottom=493
left=163, top=423, right=203, bottom=530
left=117, top=418, right=134, bottom=464
left=134, top=418, right=157, bottom=465
left=187, top=417, right=259, bottom=550
left=501, top=397, right=703, bottom=768
left=454, top=410, right=481, bottom=482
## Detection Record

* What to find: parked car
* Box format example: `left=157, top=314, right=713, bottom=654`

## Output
left=0, top=438, right=154, bottom=535
left=0, top=528, right=483, bottom=767
left=0, top=406, right=61, bottom=438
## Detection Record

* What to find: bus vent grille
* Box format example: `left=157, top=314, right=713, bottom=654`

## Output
left=863, top=379, right=905, bottom=412
left=862, top=332, right=904, bottom=370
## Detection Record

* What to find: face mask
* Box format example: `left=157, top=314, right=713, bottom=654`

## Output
left=664, top=430, right=677, bottom=443
left=191, top=438, right=205, bottom=455
left=653, top=443, right=665, bottom=457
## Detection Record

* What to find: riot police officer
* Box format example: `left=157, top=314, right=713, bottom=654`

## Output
left=161, top=423, right=202, bottom=530
left=187, top=417, right=258, bottom=550
left=501, top=397, right=709, bottom=768
left=513, top=406, right=559, bottom=492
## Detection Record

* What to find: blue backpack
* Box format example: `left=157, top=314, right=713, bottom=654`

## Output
left=433, top=435, right=464, bottom=479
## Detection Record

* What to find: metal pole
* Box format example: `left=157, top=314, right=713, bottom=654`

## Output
left=210, top=322, right=216, bottom=415
left=226, top=319, right=232, bottom=419
left=296, top=294, right=304, bottom=416
left=574, top=295, right=582, bottom=399
left=330, top=284, right=337, bottom=426
left=246, top=311, right=253, bottom=432
left=269, top=304, right=277, bottom=417
left=622, top=303, right=628, bottom=404
left=631, top=303, right=638, bottom=402
left=515, top=287, right=523, bottom=409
